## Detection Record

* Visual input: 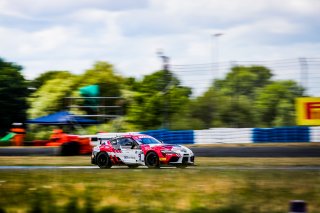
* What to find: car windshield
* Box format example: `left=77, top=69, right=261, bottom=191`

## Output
left=135, top=137, right=162, bottom=144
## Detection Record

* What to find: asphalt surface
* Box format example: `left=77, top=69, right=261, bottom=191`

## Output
left=0, top=147, right=60, bottom=156
left=1, top=145, right=320, bottom=157
left=190, top=146, right=320, bottom=157
left=1, top=165, right=320, bottom=170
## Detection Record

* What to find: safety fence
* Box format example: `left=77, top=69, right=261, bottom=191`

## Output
left=97, top=127, right=320, bottom=144
left=141, top=127, right=320, bottom=144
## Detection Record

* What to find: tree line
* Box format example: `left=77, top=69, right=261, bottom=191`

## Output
left=0, top=57, right=305, bottom=136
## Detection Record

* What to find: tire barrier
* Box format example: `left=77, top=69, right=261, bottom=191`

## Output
left=140, top=129, right=194, bottom=144
left=310, top=126, right=320, bottom=142
left=194, top=128, right=252, bottom=144
left=96, top=126, right=319, bottom=145
left=253, top=127, right=310, bottom=143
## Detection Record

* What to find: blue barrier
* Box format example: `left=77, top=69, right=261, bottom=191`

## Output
left=253, top=127, right=310, bottom=143
left=141, top=126, right=312, bottom=144
left=140, top=129, right=167, bottom=142
left=140, top=129, right=195, bottom=144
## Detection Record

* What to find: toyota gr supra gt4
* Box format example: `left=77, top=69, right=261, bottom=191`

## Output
left=91, top=134, right=195, bottom=169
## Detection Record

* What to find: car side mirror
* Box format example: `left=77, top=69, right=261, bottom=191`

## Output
left=99, top=139, right=105, bottom=145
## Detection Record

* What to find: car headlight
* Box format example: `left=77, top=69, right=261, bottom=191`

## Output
left=181, top=148, right=187, bottom=153
left=161, top=150, right=177, bottom=155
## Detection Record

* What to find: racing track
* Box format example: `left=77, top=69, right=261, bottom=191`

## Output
left=1, top=145, right=320, bottom=157
left=1, top=165, right=320, bottom=170
left=190, top=146, right=320, bottom=157
left=0, top=147, right=60, bottom=156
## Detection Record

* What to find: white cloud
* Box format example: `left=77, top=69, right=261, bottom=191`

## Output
left=0, top=0, right=319, bottom=96
left=0, top=0, right=148, bottom=17
left=21, top=27, right=78, bottom=54
left=280, top=0, right=320, bottom=16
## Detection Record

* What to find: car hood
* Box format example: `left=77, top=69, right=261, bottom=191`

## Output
left=144, top=144, right=193, bottom=153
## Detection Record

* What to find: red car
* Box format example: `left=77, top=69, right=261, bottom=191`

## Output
left=91, top=134, right=195, bottom=169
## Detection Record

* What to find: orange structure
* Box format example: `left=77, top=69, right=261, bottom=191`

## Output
left=10, top=124, right=26, bottom=146
left=46, top=129, right=92, bottom=155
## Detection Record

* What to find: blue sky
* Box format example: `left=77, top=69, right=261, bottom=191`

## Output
left=1, top=0, right=319, bottom=86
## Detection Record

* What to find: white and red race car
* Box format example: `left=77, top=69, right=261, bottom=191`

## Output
left=91, top=134, right=195, bottom=169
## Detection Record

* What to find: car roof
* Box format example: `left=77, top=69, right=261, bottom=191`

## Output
left=115, top=134, right=154, bottom=140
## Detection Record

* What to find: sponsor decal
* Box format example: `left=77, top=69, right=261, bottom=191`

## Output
left=124, top=156, right=136, bottom=159
left=296, top=97, right=320, bottom=125
left=159, top=158, right=166, bottom=161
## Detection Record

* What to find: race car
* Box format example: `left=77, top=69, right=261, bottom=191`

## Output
left=91, top=134, right=195, bottom=169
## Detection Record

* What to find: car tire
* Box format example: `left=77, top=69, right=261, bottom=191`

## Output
left=128, top=165, right=139, bottom=169
left=96, top=152, right=112, bottom=169
left=145, top=152, right=160, bottom=169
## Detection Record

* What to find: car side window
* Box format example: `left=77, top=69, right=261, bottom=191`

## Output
left=109, top=139, right=120, bottom=149
left=119, top=138, right=135, bottom=149
left=110, top=139, right=117, bottom=145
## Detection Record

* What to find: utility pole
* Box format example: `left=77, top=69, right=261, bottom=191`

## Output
left=157, top=50, right=170, bottom=129
left=299, top=57, right=308, bottom=95
left=212, top=33, right=223, bottom=80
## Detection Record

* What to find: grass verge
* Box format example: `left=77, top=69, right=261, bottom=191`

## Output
left=187, top=142, right=320, bottom=148
left=0, top=168, right=319, bottom=213
left=0, top=157, right=320, bottom=212
left=1, top=156, right=320, bottom=167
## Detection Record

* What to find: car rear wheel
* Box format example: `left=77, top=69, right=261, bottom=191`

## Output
left=145, top=152, right=160, bottom=168
left=97, top=152, right=112, bottom=169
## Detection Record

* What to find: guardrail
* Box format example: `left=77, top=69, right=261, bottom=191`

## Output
left=142, top=127, right=320, bottom=144
left=92, top=127, right=320, bottom=145
left=252, top=127, right=310, bottom=143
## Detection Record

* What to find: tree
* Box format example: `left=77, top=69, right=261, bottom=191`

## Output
left=30, top=71, right=74, bottom=89
left=218, top=95, right=257, bottom=127
left=215, top=65, right=272, bottom=98
left=189, top=65, right=304, bottom=128
left=254, top=80, right=304, bottom=126
left=28, top=61, right=124, bottom=118
left=189, top=88, right=224, bottom=129
left=28, top=74, right=78, bottom=118
left=78, top=61, right=123, bottom=97
left=127, top=70, right=191, bottom=129
left=0, top=58, right=28, bottom=135
left=77, top=61, right=124, bottom=115
left=183, top=88, right=257, bottom=129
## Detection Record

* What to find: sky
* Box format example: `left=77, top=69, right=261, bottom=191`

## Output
left=1, top=0, right=320, bottom=95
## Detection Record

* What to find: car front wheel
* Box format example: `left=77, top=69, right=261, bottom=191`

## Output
left=145, top=152, right=160, bottom=168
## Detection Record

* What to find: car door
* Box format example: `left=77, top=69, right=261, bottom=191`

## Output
left=118, top=138, right=139, bottom=164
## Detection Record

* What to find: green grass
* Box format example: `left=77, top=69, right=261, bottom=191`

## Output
left=0, top=157, right=320, bottom=212
left=196, top=157, right=320, bottom=166
left=1, top=156, right=320, bottom=167
left=187, top=142, right=320, bottom=148
left=0, top=156, right=91, bottom=166
left=0, top=169, right=319, bottom=213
